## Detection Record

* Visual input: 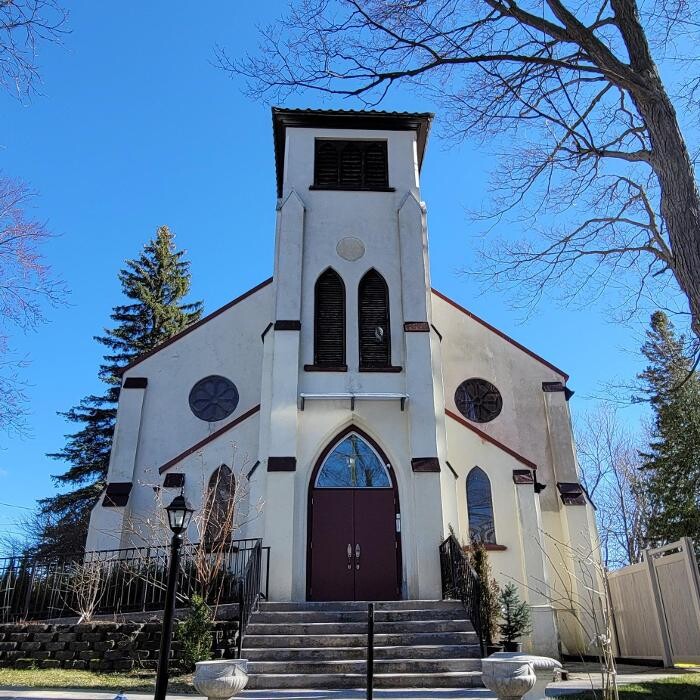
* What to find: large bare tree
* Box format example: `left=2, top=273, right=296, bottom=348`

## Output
left=225, top=0, right=700, bottom=335
left=576, top=403, right=650, bottom=568
left=0, top=1, right=67, bottom=439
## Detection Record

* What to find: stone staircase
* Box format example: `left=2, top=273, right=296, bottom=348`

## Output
left=242, top=600, right=482, bottom=689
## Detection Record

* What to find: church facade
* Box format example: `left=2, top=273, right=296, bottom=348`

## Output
left=86, top=109, right=599, bottom=656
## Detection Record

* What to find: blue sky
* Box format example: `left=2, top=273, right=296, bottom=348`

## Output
left=0, top=1, right=663, bottom=540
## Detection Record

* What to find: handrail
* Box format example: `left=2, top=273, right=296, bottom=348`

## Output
left=0, top=539, right=265, bottom=623
left=366, top=602, right=375, bottom=700
left=236, top=539, right=262, bottom=658
left=439, top=534, right=487, bottom=655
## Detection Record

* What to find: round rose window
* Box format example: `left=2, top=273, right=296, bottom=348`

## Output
left=189, top=375, right=239, bottom=422
left=455, top=378, right=502, bottom=423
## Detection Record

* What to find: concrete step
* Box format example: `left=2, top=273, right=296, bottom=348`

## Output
left=259, top=600, right=463, bottom=612
left=252, top=607, right=467, bottom=623
left=246, top=619, right=471, bottom=635
left=243, top=631, right=478, bottom=648
left=247, top=658, right=482, bottom=674
left=243, top=644, right=480, bottom=661
left=246, top=671, right=483, bottom=690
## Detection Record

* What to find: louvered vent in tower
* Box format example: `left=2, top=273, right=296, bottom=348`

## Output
left=313, top=140, right=388, bottom=190
left=358, top=269, right=391, bottom=368
left=314, top=269, right=346, bottom=368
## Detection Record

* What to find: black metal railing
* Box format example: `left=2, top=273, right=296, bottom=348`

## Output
left=366, top=602, right=375, bottom=699
left=439, top=534, right=486, bottom=655
left=236, top=538, right=263, bottom=658
left=0, top=539, right=270, bottom=623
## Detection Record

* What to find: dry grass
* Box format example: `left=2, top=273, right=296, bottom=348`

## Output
left=0, top=667, right=196, bottom=693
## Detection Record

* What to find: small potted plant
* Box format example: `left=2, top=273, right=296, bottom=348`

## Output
left=498, top=582, right=532, bottom=652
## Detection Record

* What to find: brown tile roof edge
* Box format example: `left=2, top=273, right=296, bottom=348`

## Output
left=272, top=107, right=434, bottom=198
left=432, top=288, right=569, bottom=381
left=446, top=409, right=538, bottom=470
left=158, top=405, right=261, bottom=474
left=118, top=277, right=273, bottom=377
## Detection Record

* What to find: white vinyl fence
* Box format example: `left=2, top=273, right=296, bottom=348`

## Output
left=608, top=537, right=700, bottom=666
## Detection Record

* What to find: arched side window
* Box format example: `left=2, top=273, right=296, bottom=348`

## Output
left=358, top=269, right=390, bottom=369
left=316, top=433, right=391, bottom=488
left=466, top=467, right=496, bottom=544
left=314, top=269, right=346, bottom=368
left=204, top=465, right=235, bottom=550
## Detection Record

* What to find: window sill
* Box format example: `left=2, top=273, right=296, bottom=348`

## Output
left=304, top=364, right=348, bottom=372
left=464, top=543, right=508, bottom=552
left=309, top=185, right=396, bottom=192
left=359, top=366, right=403, bottom=373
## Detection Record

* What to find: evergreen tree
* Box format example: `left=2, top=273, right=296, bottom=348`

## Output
left=638, top=311, right=700, bottom=547
left=35, top=227, right=203, bottom=558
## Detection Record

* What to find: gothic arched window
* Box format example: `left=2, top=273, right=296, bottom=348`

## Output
left=358, top=269, right=390, bottom=369
left=314, top=268, right=346, bottom=368
left=316, top=433, right=391, bottom=488
left=204, top=465, right=235, bottom=550
left=466, top=467, right=496, bottom=544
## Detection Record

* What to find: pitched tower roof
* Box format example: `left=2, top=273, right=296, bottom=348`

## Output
left=272, top=107, right=433, bottom=197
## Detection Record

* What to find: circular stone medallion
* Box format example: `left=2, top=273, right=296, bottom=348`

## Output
left=336, top=237, right=366, bottom=262
left=189, top=375, right=239, bottom=422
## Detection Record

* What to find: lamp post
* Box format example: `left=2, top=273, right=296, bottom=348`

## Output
left=154, top=493, right=194, bottom=700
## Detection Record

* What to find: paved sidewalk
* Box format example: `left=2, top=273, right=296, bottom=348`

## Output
left=0, top=665, right=697, bottom=700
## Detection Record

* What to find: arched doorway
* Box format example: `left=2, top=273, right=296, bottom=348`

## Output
left=307, top=427, right=401, bottom=601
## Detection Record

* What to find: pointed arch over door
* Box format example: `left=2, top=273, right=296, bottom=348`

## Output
left=466, top=466, right=496, bottom=544
left=308, top=427, right=401, bottom=601
left=313, top=268, right=346, bottom=369
left=204, top=464, right=235, bottom=550
left=358, top=269, right=391, bottom=369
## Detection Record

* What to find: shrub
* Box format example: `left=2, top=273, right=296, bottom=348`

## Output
left=498, top=582, right=532, bottom=644
left=466, top=541, right=501, bottom=645
left=177, top=594, right=213, bottom=672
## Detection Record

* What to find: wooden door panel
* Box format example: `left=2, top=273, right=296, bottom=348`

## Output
left=353, top=490, right=399, bottom=601
left=309, top=490, right=355, bottom=601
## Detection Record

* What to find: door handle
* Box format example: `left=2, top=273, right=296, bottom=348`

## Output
left=355, top=543, right=361, bottom=570
left=347, top=544, right=352, bottom=570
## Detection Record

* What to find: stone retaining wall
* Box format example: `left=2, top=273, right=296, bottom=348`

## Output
left=0, top=620, right=239, bottom=671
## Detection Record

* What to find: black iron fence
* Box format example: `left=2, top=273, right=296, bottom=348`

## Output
left=0, top=539, right=270, bottom=623
left=439, top=534, right=486, bottom=655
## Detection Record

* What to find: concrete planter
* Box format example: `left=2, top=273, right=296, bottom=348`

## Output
left=193, top=659, right=249, bottom=699
left=481, top=658, right=536, bottom=700
left=490, top=652, right=563, bottom=700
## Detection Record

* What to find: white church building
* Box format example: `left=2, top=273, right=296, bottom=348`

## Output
left=87, top=108, right=599, bottom=656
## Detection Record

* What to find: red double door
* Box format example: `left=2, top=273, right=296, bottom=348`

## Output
left=309, top=488, right=400, bottom=601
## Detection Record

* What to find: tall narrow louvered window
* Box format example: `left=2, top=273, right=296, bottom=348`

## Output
left=314, top=268, right=346, bottom=368
left=313, top=140, right=389, bottom=190
left=358, top=269, right=391, bottom=369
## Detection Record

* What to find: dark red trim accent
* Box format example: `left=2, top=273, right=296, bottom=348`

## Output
left=557, top=481, right=587, bottom=506
left=123, top=377, right=148, bottom=389
left=306, top=426, right=402, bottom=601
left=512, top=469, right=535, bottom=485
left=304, top=364, right=348, bottom=372
left=542, top=381, right=565, bottom=392
left=446, top=409, right=537, bottom=470
left=261, top=322, right=273, bottom=342
left=268, top=457, right=297, bottom=471
left=432, top=288, right=569, bottom=381
left=163, top=473, right=185, bottom=488
left=445, top=461, right=458, bottom=479
left=246, top=460, right=261, bottom=479
left=274, top=320, right=301, bottom=331
left=359, top=366, right=403, bottom=373
left=103, top=482, right=133, bottom=507
left=119, top=278, right=273, bottom=376
left=158, top=405, right=261, bottom=474
left=464, top=543, right=508, bottom=552
left=404, top=322, right=430, bottom=332
left=411, top=457, right=441, bottom=473
left=309, top=185, right=396, bottom=193
left=430, top=324, right=443, bottom=341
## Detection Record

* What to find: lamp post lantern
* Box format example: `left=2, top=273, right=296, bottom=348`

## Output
left=154, top=493, right=194, bottom=700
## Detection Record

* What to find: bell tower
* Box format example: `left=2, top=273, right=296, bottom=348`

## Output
left=258, top=108, right=455, bottom=601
